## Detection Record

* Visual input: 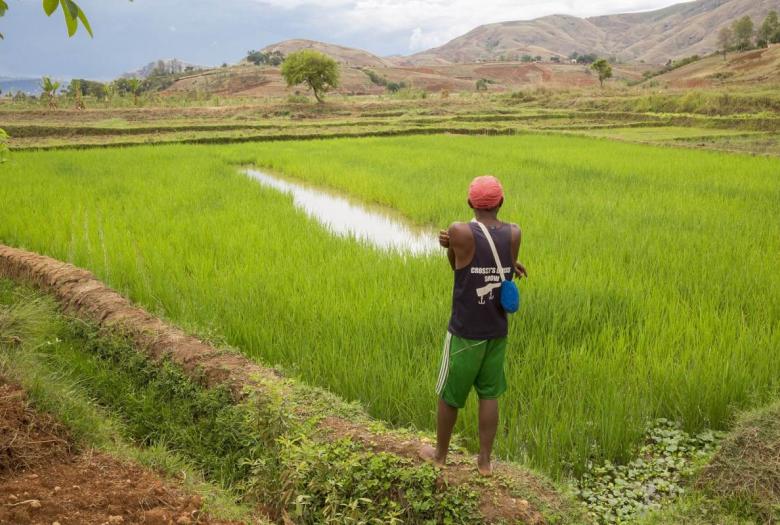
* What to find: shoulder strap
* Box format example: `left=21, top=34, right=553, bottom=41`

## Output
left=471, top=219, right=505, bottom=282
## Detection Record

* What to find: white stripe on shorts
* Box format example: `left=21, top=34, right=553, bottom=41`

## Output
left=435, top=332, right=452, bottom=395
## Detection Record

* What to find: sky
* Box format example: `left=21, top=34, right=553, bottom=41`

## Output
left=0, top=0, right=684, bottom=80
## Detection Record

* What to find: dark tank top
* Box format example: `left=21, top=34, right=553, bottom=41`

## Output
left=448, top=221, right=514, bottom=340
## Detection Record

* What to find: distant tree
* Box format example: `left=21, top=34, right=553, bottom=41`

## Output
left=759, top=11, right=780, bottom=45
left=576, top=53, right=598, bottom=64
left=281, top=50, right=340, bottom=103
left=591, top=59, right=612, bottom=88
left=246, top=50, right=266, bottom=65
left=386, top=81, right=406, bottom=93
left=732, top=16, right=755, bottom=51
left=717, top=27, right=734, bottom=59
left=69, top=79, right=85, bottom=109
left=520, top=55, right=533, bottom=63
left=127, top=78, right=142, bottom=105
left=534, top=55, right=542, bottom=62
left=103, top=83, right=115, bottom=106
left=475, top=78, right=488, bottom=91
left=246, top=50, right=284, bottom=66
left=267, top=51, right=284, bottom=66
left=550, top=56, right=561, bottom=63
left=40, top=77, right=60, bottom=109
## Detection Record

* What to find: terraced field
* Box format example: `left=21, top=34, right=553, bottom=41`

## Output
left=2, top=133, right=778, bottom=483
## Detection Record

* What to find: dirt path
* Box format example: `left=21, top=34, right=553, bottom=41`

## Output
left=0, top=381, right=238, bottom=525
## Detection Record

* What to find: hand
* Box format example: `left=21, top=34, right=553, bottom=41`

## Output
left=438, top=229, right=450, bottom=248
left=514, top=261, right=528, bottom=279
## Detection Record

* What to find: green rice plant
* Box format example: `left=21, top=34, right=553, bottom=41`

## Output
left=0, top=134, right=778, bottom=480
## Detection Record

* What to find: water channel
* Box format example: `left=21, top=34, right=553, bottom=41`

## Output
left=243, top=168, right=439, bottom=256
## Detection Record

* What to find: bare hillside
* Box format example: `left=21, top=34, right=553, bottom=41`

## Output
left=166, top=60, right=645, bottom=98
left=648, top=43, right=780, bottom=87
left=407, top=0, right=780, bottom=65
left=260, top=39, right=391, bottom=68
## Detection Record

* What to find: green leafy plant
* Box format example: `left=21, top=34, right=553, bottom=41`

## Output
left=40, top=76, right=61, bottom=109
left=576, top=419, right=724, bottom=524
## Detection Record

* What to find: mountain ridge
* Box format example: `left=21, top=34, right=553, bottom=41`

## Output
left=406, top=0, right=780, bottom=65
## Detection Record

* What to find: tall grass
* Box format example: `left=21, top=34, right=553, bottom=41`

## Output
left=1, top=134, right=778, bottom=478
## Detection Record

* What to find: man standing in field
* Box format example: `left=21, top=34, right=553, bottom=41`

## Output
left=420, top=175, right=526, bottom=476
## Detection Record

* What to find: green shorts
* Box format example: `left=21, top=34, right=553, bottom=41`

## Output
left=435, top=332, right=507, bottom=409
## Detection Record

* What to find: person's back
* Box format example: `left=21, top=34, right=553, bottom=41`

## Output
left=420, top=176, right=526, bottom=476
left=448, top=220, right=514, bottom=339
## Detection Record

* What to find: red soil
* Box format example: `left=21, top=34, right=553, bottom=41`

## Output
left=0, top=381, right=238, bottom=525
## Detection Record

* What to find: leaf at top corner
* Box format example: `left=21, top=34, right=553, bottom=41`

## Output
left=61, top=0, right=77, bottom=36
left=43, top=0, right=59, bottom=16
left=76, top=5, right=92, bottom=37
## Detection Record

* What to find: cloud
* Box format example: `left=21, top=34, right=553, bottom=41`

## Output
left=254, top=0, right=681, bottom=37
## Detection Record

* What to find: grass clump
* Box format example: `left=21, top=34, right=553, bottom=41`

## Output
left=695, top=401, right=780, bottom=522
left=577, top=419, right=723, bottom=524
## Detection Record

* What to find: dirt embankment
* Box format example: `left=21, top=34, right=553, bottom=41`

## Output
left=0, top=244, right=580, bottom=524
left=0, top=381, right=235, bottom=525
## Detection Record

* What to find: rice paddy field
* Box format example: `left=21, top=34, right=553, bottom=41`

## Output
left=1, top=133, right=779, bottom=480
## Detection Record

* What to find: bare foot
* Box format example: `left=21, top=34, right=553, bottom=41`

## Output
left=419, top=444, right=445, bottom=468
left=477, top=458, right=493, bottom=477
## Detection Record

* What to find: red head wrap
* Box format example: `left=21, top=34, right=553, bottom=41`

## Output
left=468, top=176, right=504, bottom=209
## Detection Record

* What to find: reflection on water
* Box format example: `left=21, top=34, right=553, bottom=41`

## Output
left=244, top=169, right=438, bottom=256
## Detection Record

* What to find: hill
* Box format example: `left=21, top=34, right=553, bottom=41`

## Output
left=407, top=0, right=780, bottom=65
left=260, top=39, right=392, bottom=68
left=647, top=43, right=780, bottom=87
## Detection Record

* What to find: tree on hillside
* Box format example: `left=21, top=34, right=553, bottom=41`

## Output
left=281, top=50, right=340, bottom=103
left=40, top=77, right=61, bottom=109
left=591, top=59, right=612, bottom=88
left=717, top=27, right=734, bottom=59
left=758, top=11, right=780, bottom=46
left=247, top=50, right=285, bottom=66
left=732, top=16, right=755, bottom=51
left=0, top=0, right=94, bottom=39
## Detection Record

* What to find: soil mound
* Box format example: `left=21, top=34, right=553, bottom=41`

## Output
left=0, top=380, right=237, bottom=525
left=0, top=383, right=72, bottom=476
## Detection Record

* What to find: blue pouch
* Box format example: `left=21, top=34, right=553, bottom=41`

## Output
left=500, top=280, right=520, bottom=313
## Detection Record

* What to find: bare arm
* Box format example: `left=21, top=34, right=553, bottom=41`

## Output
left=510, top=224, right=528, bottom=279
